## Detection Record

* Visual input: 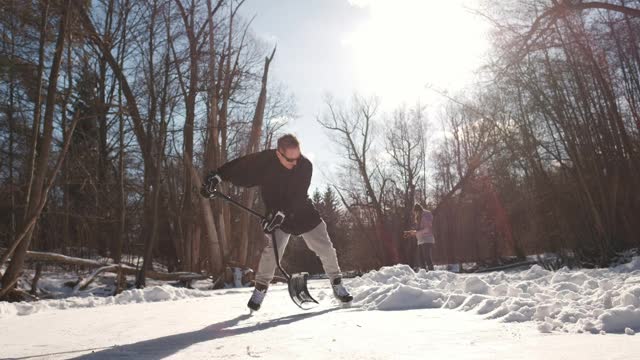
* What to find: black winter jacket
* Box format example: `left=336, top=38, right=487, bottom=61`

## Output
left=216, top=149, right=321, bottom=235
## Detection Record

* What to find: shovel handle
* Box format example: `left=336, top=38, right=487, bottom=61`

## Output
left=211, top=190, right=265, bottom=220
left=271, top=232, right=291, bottom=281
left=211, top=190, right=290, bottom=280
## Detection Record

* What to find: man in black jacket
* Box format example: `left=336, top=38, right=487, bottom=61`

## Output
left=201, top=134, right=353, bottom=311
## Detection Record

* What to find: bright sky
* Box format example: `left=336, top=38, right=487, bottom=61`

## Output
left=239, top=0, right=490, bottom=192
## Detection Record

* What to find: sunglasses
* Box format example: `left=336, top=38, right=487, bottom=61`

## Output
left=278, top=149, right=300, bottom=163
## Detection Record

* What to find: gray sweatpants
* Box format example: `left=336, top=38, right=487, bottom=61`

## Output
left=255, top=220, right=342, bottom=287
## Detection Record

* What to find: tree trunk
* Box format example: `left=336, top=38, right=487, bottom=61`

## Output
left=238, top=47, right=276, bottom=266
left=1, top=0, right=72, bottom=296
left=23, top=0, right=49, bottom=214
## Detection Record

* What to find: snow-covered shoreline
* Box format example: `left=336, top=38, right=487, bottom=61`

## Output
left=3, top=257, right=640, bottom=334
left=0, top=285, right=217, bottom=317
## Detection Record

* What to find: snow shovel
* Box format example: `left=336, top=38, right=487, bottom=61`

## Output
left=212, top=190, right=319, bottom=309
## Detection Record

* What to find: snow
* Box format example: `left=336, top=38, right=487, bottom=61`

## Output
left=2, top=282, right=640, bottom=359
left=4, top=258, right=640, bottom=335
left=348, top=258, right=640, bottom=334
left=2, top=257, right=640, bottom=358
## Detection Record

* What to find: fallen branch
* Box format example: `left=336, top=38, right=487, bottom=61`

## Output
left=73, top=264, right=120, bottom=293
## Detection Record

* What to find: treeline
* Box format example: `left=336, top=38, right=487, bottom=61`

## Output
left=0, top=0, right=295, bottom=299
left=316, top=0, right=640, bottom=270
left=1, top=1, right=639, bottom=300
left=432, top=0, right=640, bottom=267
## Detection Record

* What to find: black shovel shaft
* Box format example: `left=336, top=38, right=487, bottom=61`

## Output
left=270, top=232, right=291, bottom=281
left=211, top=190, right=291, bottom=280
left=212, top=191, right=265, bottom=220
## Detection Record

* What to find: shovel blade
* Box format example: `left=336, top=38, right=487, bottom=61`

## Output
left=287, top=272, right=318, bottom=309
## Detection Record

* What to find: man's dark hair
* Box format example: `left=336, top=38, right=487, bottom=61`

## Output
left=277, top=134, right=300, bottom=150
left=413, top=204, right=424, bottom=212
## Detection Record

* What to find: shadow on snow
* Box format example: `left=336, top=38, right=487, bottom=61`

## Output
left=57, top=308, right=341, bottom=359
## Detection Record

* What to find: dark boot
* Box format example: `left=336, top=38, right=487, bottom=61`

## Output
left=247, top=283, right=268, bottom=311
left=331, top=277, right=353, bottom=303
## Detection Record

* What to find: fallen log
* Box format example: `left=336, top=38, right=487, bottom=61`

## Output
left=473, top=260, right=537, bottom=273
left=1, top=248, right=208, bottom=283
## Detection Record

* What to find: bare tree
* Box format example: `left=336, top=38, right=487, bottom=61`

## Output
left=1, top=0, right=73, bottom=297
left=317, top=94, right=399, bottom=265
left=385, top=103, right=428, bottom=225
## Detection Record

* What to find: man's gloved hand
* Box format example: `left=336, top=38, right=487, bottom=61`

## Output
left=200, top=171, right=221, bottom=198
left=261, top=211, right=285, bottom=233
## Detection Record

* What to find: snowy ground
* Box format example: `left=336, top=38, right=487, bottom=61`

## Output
left=2, top=258, right=640, bottom=359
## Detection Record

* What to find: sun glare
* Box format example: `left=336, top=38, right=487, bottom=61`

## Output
left=344, top=0, right=489, bottom=108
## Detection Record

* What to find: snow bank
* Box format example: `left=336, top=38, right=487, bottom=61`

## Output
left=349, top=257, right=640, bottom=334
left=0, top=285, right=215, bottom=317
left=4, top=256, right=640, bottom=335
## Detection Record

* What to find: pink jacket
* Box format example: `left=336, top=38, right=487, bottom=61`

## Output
left=416, top=211, right=435, bottom=245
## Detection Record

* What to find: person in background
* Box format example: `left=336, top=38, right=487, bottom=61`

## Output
left=403, top=204, right=435, bottom=271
